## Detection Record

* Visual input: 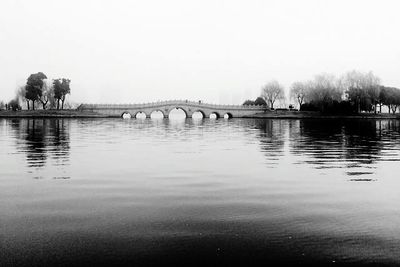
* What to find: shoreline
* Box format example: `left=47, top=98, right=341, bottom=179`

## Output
left=0, top=110, right=399, bottom=119
left=244, top=111, right=400, bottom=119
left=0, top=110, right=106, bottom=118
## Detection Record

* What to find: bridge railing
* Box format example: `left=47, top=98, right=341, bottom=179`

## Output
left=79, top=100, right=268, bottom=110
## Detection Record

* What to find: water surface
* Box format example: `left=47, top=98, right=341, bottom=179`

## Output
left=1, top=118, right=400, bottom=266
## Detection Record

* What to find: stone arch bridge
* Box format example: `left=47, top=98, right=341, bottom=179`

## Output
left=77, top=100, right=267, bottom=118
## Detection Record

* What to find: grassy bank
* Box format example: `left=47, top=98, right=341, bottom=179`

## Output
left=0, top=109, right=107, bottom=118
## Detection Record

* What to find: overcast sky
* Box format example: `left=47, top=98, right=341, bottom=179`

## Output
left=1, top=0, right=399, bottom=104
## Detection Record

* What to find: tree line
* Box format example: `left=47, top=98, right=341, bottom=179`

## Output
left=243, top=70, right=400, bottom=114
left=0, top=72, right=71, bottom=111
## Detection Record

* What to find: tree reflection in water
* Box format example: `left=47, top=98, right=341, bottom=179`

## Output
left=48, top=119, right=70, bottom=166
left=241, top=118, right=400, bottom=177
left=24, top=119, right=48, bottom=168
left=11, top=119, right=70, bottom=178
left=290, top=119, right=400, bottom=174
left=7, top=118, right=400, bottom=180
left=244, top=119, right=287, bottom=168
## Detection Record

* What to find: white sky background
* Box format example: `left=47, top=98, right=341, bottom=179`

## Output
left=0, top=0, right=399, bottom=105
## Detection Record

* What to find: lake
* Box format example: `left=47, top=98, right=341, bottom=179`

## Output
left=1, top=118, right=400, bottom=266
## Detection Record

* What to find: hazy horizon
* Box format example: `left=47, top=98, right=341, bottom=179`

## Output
left=1, top=0, right=399, bottom=105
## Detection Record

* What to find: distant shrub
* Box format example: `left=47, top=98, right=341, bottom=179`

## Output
left=254, top=97, right=267, bottom=106
left=242, top=100, right=255, bottom=105
left=8, top=99, right=21, bottom=111
left=243, top=97, right=267, bottom=106
left=301, top=100, right=355, bottom=114
left=300, top=102, right=319, bottom=112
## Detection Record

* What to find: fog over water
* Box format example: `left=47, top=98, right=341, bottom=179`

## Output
left=1, top=118, right=400, bottom=266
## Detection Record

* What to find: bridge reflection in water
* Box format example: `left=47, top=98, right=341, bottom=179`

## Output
left=77, top=100, right=267, bottom=119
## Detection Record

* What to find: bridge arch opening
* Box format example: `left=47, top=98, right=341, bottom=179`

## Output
left=122, top=112, right=132, bottom=119
left=209, top=112, right=220, bottom=119
left=224, top=113, right=233, bottom=119
left=135, top=111, right=146, bottom=119
left=192, top=110, right=205, bottom=119
left=169, top=108, right=187, bottom=119
left=150, top=110, right=165, bottom=119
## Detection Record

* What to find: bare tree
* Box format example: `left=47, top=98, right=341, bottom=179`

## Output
left=305, top=73, right=342, bottom=112
left=39, top=80, right=55, bottom=109
left=41, top=80, right=57, bottom=109
left=16, top=85, right=28, bottom=110
left=365, top=72, right=381, bottom=113
left=342, top=70, right=380, bottom=113
left=290, top=81, right=310, bottom=108
left=261, top=80, right=285, bottom=109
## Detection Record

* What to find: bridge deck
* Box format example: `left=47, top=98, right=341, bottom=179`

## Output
left=77, top=100, right=267, bottom=118
left=78, top=100, right=265, bottom=110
